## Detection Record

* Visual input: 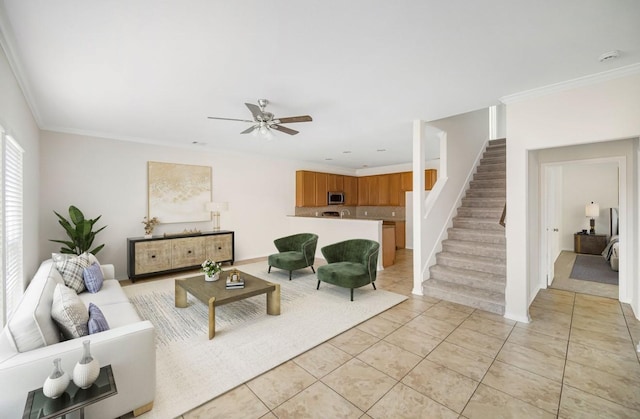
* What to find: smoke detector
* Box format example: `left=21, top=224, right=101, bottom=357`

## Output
left=599, top=50, right=620, bottom=62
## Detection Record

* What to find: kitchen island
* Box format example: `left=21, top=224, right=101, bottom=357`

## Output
left=287, top=215, right=388, bottom=269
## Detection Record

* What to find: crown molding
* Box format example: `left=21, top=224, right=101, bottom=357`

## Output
left=500, top=63, right=640, bottom=104
left=0, top=4, right=43, bottom=127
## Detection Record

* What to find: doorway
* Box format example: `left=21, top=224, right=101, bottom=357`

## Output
left=541, top=157, right=624, bottom=300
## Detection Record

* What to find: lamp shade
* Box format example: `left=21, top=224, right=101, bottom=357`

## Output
left=585, top=202, right=600, bottom=218
left=205, top=202, right=229, bottom=212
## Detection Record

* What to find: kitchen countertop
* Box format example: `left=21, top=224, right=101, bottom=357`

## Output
left=290, top=215, right=405, bottom=222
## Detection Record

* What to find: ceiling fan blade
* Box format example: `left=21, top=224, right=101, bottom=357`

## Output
left=276, top=115, right=313, bottom=124
left=271, top=124, right=299, bottom=135
left=245, top=103, right=263, bottom=120
left=207, top=116, right=255, bottom=123
left=240, top=125, right=258, bottom=134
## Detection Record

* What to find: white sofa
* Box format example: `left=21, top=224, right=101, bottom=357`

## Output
left=0, top=258, right=155, bottom=419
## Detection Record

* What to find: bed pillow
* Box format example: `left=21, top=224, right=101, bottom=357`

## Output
left=83, top=262, right=104, bottom=293
left=87, top=303, right=110, bottom=334
left=51, top=283, right=89, bottom=339
left=54, top=253, right=91, bottom=293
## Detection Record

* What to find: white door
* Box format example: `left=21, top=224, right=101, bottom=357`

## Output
left=544, top=165, right=562, bottom=286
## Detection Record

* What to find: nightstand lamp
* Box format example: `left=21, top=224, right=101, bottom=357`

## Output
left=206, top=201, right=229, bottom=231
left=585, top=202, right=599, bottom=235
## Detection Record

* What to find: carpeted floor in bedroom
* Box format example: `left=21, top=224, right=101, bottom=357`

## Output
left=121, top=249, right=640, bottom=418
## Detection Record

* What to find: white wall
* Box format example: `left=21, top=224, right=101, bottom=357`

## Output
left=560, top=161, right=619, bottom=249
left=505, top=72, right=640, bottom=321
left=0, top=44, right=41, bottom=280
left=39, top=131, right=344, bottom=278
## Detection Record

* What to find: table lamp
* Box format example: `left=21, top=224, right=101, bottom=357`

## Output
left=205, top=202, right=229, bottom=231
left=585, top=202, right=599, bottom=235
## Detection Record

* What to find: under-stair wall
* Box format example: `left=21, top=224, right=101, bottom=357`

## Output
left=423, top=138, right=506, bottom=314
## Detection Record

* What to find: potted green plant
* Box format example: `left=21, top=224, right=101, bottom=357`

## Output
left=50, top=205, right=107, bottom=255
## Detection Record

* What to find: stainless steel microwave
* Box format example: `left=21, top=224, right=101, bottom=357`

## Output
left=327, top=191, right=345, bottom=205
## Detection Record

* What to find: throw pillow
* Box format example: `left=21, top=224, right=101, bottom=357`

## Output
left=87, top=303, right=110, bottom=334
left=83, top=262, right=104, bottom=293
left=51, top=283, right=89, bottom=339
left=55, top=253, right=90, bottom=293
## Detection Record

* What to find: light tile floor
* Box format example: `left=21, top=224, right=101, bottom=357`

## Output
left=173, top=250, right=640, bottom=418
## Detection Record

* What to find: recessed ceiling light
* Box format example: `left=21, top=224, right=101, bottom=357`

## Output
left=191, top=141, right=206, bottom=145
left=377, top=149, right=386, bottom=152
left=325, top=158, right=333, bottom=161
left=342, top=151, right=352, bottom=154
left=599, top=50, right=620, bottom=62
left=362, top=164, right=369, bottom=168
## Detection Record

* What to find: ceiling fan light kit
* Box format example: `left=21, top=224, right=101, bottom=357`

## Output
left=208, top=99, right=312, bottom=137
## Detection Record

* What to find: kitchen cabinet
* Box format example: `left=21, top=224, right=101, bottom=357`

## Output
left=357, top=177, right=370, bottom=205
left=389, top=173, right=402, bottom=206
left=425, top=169, right=437, bottom=190
left=383, top=220, right=405, bottom=249
left=315, top=172, right=328, bottom=206
left=377, top=175, right=390, bottom=205
left=382, top=225, right=396, bottom=267
left=368, top=176, right=379, bottom=206
left=327, top=174, right=344, bottom=192
left=127, top=231, right=235, bottom=281
left=343, top=176, right=358, bottom=205
left=401, top=171, right=412, bottom=191
left=296, top=170, right=316, bottom=207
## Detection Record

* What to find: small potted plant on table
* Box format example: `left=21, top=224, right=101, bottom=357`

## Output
left=202, top=259, right=222, bottom=282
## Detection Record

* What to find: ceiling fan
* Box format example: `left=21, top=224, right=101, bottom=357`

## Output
left=208, top=99, right=312, bottom=136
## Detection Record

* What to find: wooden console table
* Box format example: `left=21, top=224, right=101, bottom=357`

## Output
left=574, top=233, right=607, bottom=255
left=127, top=231, right=234, bottom=281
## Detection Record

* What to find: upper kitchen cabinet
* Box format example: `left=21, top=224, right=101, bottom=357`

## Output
left=399, top=170, right=438, bottom=192
left=389, top=173, right=402, bottom=206
left=296, top=170, right=316, bottom=207
left=327, top=174, right=344, bottom=192
left=357, top=176, right=370, bottom=206
left=315, top=172, right=328, bottom=206
left=343, top=176, right=358, bottom=206
left=377, top=175, right=390, bottom=205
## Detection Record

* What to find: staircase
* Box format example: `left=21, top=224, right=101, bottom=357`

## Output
left=423, top=138, right=506, bottom=315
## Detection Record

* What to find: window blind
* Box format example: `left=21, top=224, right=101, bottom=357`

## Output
left=0, top=127, right=24, bottom=326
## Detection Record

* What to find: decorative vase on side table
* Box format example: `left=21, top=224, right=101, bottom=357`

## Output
left=73, top=340, right=100, bottom=389
left=43, top=358, right=70, bottom=399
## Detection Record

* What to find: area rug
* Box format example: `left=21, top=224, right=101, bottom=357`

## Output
left=123, top=262, right=407, bottom=418
left=569, top=254, right=618, bottom=285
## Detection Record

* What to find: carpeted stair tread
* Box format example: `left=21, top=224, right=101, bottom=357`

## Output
left=474, top=171, right=506, bottom=180
left=436, top=252, right=505, bottom=275
left=423, top=279, right=505, bottom=315
left=429, top=264, right=505, bottom=293
left=457, top=206, right=504, bottom=218
left=448, top=228, right=506, bottom=244
left=461, top=197, right=506, bottom=208
left=477, top=163, right=506, bottom=172
left=442, top=239, right=505, bottom=258
left=470, top=179, right=506, bottom=189
left=453, top=217, right=505, bottom=231
left=465, top=188, right=506, bottom=198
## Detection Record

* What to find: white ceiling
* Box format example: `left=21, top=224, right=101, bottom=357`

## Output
left=1, top=0, right=639, bottom=169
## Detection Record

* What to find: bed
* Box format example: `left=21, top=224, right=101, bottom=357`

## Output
left=601, top=207, right=619, bottom=271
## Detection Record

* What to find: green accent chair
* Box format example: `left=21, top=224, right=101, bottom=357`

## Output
left=316, top=239, right=380, bottom=301
left=268, top=233, right=319, bottom=280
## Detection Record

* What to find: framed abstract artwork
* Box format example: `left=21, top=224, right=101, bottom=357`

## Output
left=148, top=161, right=212, bottom=223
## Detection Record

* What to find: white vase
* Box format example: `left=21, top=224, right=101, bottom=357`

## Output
left=43, top=358, right=70, bottom=399
left=73, top=340, right=100, bottom=389
left=144, top=234, right=153, bottom=239
left=205, top=272, right=220, bottom=282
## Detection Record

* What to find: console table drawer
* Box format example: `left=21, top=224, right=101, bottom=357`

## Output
left=172, top=237, right=206, bottom=268
left=134, top=241, right=172, bottom=275
left=205, top=234, right=233, bottom=262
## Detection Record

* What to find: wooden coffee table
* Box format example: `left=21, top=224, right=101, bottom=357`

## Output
left=174, top=270, right=280, bottom=339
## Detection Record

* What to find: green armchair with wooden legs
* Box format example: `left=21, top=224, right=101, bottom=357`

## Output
left=268, top=233, right=319, bottom=280
left=316, top=239, right=380, bottom=301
